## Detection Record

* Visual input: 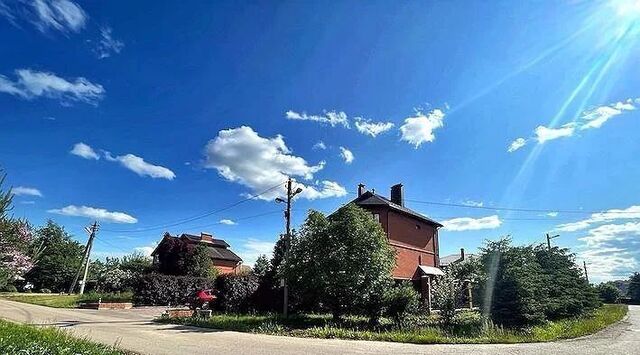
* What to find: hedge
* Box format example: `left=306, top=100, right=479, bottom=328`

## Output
left=133, top=273, right=214, bottom=306
left=215, top=273, right=259, bottom=313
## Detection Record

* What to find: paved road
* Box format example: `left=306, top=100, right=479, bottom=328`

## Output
left=0, top=299, right=638, bottom=355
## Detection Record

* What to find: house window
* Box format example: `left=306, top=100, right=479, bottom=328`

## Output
left=373, top=213, right=380, bottom=222
left=415, top=224, right=421, bottom=230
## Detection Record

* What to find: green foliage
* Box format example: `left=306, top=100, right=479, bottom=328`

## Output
left=0, top=319, right=128, bottom=354
left=0, top=172, right=12, bottom=219
left=215, top=273, right=259, bottom=313
left=597, top=282, right=621, bottom=303
left=39, top=288, right=52, bottom=294
left=0, top=294, right=80, bottom=308
left=160, top=304, right=627, bottom=344
left=25, top=220, right=84, bottom=292
left=477, top=238, right=547, bottom=327
left=133, top=273, right=214, bottom=306
left=628, top=272, right=640, bottom=303
left=285, top=204, right=396, bottom=321
left=88, top=252, right=152, bottom=293
left=534, top=245, right=600, bottom=319
left=0, top=267, right=9, bottom=290
left=252, top=254, right=270, bottom=279
left=384, top=282, right=420, bottom=323
left=184, top=245, right=219, bottom=278
left=79, top=291, right=133, bottom=303
left=1, top=284, right=17, bottom=292
left=433, top=269, right=463, bottom=326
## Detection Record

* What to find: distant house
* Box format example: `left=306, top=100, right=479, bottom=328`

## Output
left=349, top=183, right=444, bottom=303
left=439, top=248, right=476, bottom=269
left=151, top=232, right=243, bottom=274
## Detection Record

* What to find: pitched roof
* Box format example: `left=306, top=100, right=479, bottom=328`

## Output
left=152, top=233, right=242, bottom=263
left=352, top=191, right=443, bottom=227
left=439, top=253, right=477, bottom=267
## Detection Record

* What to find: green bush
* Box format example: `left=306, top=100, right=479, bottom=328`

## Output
left=597, top=283, right=621, bottom=303
left=39, top=288, right=52, bottom=294
left=384, top=282, right=420, bottom=323
left=134, top=273, right=215, bottom=306
left=215, top=273, right=259, bottom=313
left=79, top=291, right=133, bottom=303
left=1, top=285, right=17, bottom=293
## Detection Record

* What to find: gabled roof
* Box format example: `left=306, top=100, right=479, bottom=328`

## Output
left=439, top=253, right=477, bottom=267
left=352, top=191, right=443, bottom=227
left=151, top=233, right=242, bottom=263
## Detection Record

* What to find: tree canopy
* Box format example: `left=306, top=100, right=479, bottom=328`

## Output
left=285, top=203, right=395, bottom=320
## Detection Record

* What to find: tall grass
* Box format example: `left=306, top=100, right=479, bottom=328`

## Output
left=0, top=319, right=129, bottom=354
left=159, top=304, right=628, bottom=344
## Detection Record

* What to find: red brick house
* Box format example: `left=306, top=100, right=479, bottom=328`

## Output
left=151, top=232, right=243, bottom=274
left=351, top=183, right=444, bottom=302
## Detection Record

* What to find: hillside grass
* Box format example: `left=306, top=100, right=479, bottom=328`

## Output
left=0, top=292, right=133, bottom=308
left=158, top=304, right=627, bottom=344
left=0, top=319, right=130, bottom=354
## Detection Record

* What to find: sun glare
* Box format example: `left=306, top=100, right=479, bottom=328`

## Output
left=612, top=0, right=640, bottom=18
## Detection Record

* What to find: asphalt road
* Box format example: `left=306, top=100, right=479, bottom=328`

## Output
left=0, top=299, right=638, bottom=355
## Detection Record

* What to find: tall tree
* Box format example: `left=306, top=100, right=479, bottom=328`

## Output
left=252, top=254, right=270, bottom=279
left=183, top=245, right=218, bottom=279
left=628, top=272, right=640, bottom=303
left=25, top=220, right=84, bottom=291
left=285, top=204, right=395, bottom=321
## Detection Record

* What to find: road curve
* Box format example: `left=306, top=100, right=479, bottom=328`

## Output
left=0, top=299, right=638, bottom=355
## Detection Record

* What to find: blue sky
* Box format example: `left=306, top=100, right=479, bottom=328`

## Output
left=2, top=0, right=640, bottom=282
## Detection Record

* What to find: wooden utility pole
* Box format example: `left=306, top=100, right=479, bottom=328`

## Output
left=546, top=233, right=559, bottom=251
left=69, top=221, right=98, bottom=294
left=583, top=261, right=589, bottom=284
left=276, top=178, right=302, bottom=318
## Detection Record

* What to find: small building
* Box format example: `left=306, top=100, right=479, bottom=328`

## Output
left=151, top=232, right=243, bottom=274
left=439, top=248, right=476, bottom=269
left=350, top=183, right=444, bottom=303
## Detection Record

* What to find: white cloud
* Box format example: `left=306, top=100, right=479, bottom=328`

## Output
left=509, top=97, right=638, bottom=151
left=546, top=211, right=559, bottom=217
left=70, top=142, right=99, bottom=160
left=48, top=205, right=137, bottom=224
left=534, top=123, right=576, bottom=143
left=219, top=219, right=237, bottom=225
left=339, top=146, right=354, bottom=164
left=461, top=199, right=483, bottom=207
left=399, top=108, right=445, bottom=148
left=203, top=126, right=346, bottom=200
left=32, top=0, right=86, bottom=32
left=237, top=238, right=275, bottom=266
left=354, top=117, right=394, bottom=137
left=507, top=137, right=527, bottom=152
left=576, top=222, right=640, bottom=282
left=134, top=246, right=156, bottom=257
left=556, top=205, right=640, bottom=232
left=104, top=152, right=176, bottom=180
left=0, top=69, right=104, bottom=105
left=442, top=215, right=502, bottom=231
left=94, top=26, right=124, bottom=59
left=285, top=110, right=350, bottom=128
left=312, top=141, right=327, bottom=150
left=12, top=186, right=42, bottom=197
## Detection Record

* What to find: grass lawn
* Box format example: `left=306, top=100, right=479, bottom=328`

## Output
left=0, top=319, right=130, bottom=354
left=0, top=292, right=134, bottom=308
left=158, top=304, right=628, bottom=344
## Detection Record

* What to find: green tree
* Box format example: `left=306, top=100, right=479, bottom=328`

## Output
left=184, top=245, right=218, bottom=279
left=597, top=282, right=621, bottom=303
left=433, top=267, right=464, bottom=326
left=120, top=252, right=152, bottom=274
left=534, top=245, right=600, bottom=319
left=477, top=238, right=547, bottom=327
left=25, top=220, right=84, bottom=292
left=628, top=272, right=640, bottom=303
left=252, top=254, right=270, bottom=279
left=285, top=204, right=395, bottom=321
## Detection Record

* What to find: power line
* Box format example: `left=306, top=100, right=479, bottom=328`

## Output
left=101, top=181, right=286, bottom=233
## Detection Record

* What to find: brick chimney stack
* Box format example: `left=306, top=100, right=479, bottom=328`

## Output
left=358, top=183, right=366, bottom=197
left=200, top=232, right=213, bottom=242
left=390, top=183, right=404, bottom=206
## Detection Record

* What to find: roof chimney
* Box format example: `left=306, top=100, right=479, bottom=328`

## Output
left=200, top=232, right=213, bottom=242
left=460, top=248, right=465, bottom=261
left=390, top=183, right=404, bottom=206
left=358, top=183, right=366, bottom=197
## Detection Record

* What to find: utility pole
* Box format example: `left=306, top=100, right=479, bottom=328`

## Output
left=546, top=233, right=560, bottom=252
left=275, top=178, right=302, bottom=318
left=583, top=261, right=589, bottom=284
left=69, top=221, right=99, bottom=294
